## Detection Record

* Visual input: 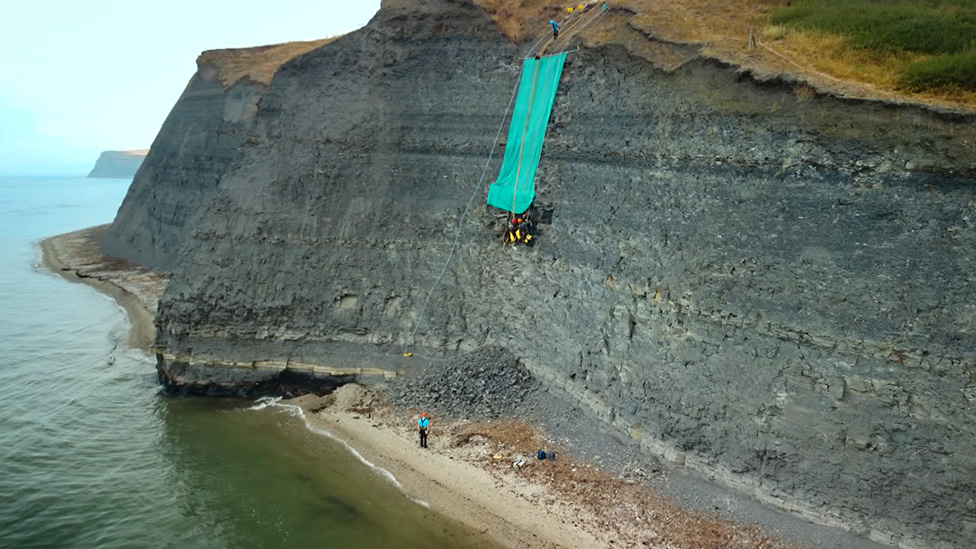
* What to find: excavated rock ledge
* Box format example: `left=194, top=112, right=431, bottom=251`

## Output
left=156, top=359, right=353, bottom=397
left=104, top=0, right=975, bottom=546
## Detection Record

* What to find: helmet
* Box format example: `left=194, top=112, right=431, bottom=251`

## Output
left=422, top=412, right=427, bottom=417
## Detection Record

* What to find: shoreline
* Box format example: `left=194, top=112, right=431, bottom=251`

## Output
left=290, top=387, right=605, bottom=548
left=281, top=390, right=603, bottom=548
left=287, top=385, right=793, bottom=549
left=41, top=225, right=886, bottom=549
left=41, top=225, right=168, bottom=350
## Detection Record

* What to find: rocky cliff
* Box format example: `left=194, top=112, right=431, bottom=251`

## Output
left=105, top=0, right=976, bottom=546
left=87, top=150, right=148, bottom=178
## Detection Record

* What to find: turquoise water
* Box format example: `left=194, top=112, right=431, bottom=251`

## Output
left=0, top=176, right=494, bottom=548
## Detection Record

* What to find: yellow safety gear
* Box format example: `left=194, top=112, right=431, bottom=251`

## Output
left=578, top=4, right=584, bottom=10
left=509, top=232, right=516, bottom=242
left=567, top=7, right=574, bottom=13
left=525, top=234, right=533, bottom=242
left=515, top=229, right=522, bottom=240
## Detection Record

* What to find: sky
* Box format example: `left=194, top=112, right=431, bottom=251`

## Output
left=0, top=0, right=381, bottom=176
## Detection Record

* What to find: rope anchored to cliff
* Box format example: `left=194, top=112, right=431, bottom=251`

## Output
left=401, top=69, right=524, bottom=357
left=402, top=5, right=606, bottom=356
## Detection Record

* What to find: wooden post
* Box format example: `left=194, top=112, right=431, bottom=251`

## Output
left=749, top=27, right=756, bottom=50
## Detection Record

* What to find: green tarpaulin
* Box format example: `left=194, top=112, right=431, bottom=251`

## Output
left=486, top=53, right=567, bottom=215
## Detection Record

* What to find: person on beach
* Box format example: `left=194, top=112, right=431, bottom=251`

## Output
left=418, top=412, right=429, bottom=448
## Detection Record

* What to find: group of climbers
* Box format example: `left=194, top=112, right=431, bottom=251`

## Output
left=503, top=212, right=535, bottom=246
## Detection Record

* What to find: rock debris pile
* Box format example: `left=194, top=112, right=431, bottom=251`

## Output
left=391, top=347, right=539, bottom=419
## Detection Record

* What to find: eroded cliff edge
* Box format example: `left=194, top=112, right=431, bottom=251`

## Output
left=104, top=0, right=975, bottom=546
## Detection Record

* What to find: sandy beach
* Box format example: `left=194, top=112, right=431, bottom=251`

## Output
left=288, top=386, right=789, bottom=549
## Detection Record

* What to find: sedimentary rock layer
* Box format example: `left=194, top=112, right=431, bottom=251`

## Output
left=106, top=0, right=976, bottom=546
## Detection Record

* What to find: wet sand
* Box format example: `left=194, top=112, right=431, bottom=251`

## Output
left=290, top=386, right=604, bottom=549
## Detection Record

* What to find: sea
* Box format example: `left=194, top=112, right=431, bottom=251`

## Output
left=0, top=176, right=492, bottom=548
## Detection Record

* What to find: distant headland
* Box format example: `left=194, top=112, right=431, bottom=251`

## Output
left=87, top=149, right=148, bottom=178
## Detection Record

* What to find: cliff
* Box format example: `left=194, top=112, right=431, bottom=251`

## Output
left=87, top=150, right=148, bottom=178
left=104, top=0, right=976, bottom=546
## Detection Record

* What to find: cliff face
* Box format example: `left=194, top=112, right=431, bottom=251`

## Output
left=87, top=150, right=147, bottom=178
left=102, top=62, right=266, bottom=270
left=107, top=0, right=976, bottom=546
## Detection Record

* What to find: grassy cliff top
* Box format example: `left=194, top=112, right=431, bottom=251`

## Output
left=196, top=1, right=976, bottom=110
left=477, top=0, right=976, bottom=110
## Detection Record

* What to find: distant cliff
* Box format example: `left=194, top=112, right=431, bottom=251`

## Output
left=103, top=0, right=976, bottom=546
left=87, top=150, right=148, bottom=179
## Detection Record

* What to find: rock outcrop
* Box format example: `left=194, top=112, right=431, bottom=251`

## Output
left=87, top=150, right=148, bottom=178
left=105, top=0, right=976, bottom=546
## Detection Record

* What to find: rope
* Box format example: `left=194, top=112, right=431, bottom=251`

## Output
left=402, top=5, right=607, bottom=354
left=523, top=8, right=581, bottom=59
left=402, top=69, right=524, bottom=355
left=549, top=7, right=607, bottom=56
left=757, top=39, right=847, bottom=85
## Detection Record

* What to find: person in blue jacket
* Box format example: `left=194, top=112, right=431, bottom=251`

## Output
left=550, top=20, right=559, bottom=40
left=418, top=412, right=429, bottom=448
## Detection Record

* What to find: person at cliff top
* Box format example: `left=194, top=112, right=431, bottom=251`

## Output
left=550, top=20, right=559, bottom=40
left=418, top=412, right=429, bottom=448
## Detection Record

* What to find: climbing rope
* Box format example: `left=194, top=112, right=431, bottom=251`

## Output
left=402, top=67, right=524, bottom=356
left=549, top=5, right=607, bottom=56
left=401, top=5, right=607, bottom=355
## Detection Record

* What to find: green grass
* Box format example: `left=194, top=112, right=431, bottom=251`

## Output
left=901, top=50, right=976, bottom=90
left=769, top=0, right=976, bottom=90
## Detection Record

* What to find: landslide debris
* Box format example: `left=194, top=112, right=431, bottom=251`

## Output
left=390, top=347, right=540, bottom=419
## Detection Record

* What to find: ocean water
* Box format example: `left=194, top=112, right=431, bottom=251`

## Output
left=0, top=176, right=493, bottom=548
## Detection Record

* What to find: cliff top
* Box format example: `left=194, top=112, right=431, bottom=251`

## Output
left=196, top=0, right=976, bottom=111
left=105, top=149, right=149, bottom=157
left=197, top=38, right=337, bottom=88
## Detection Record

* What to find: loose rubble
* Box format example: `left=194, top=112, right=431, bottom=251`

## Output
left=391, top=347, right=539, bottom=419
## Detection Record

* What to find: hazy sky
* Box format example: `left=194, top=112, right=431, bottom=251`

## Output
left=0, top=0, right=381, bottom=176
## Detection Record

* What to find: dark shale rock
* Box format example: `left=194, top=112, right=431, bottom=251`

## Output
left=392, top=347, right=539, bottom=419
left=105, top=0, right=976, bottom=546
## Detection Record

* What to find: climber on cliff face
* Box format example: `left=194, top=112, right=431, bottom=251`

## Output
left=418, top=412, right=429, bottom=448
left=518, top=213, right=534, bottom=245
left=550, top=20, right=559, bottom=40
left=503, top=216, right=519, bottom=246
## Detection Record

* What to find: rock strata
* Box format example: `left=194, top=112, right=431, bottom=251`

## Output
left=104, top=0, right=976, bottom=546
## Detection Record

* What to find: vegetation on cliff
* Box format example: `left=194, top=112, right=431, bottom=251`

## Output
left=476, top=0, right=976, bottom=107
left=187, top=1, right=976, bottom=109
left=769, top=0, right=976, bottom=93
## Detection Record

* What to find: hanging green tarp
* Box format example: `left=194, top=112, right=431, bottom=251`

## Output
left=486, top=53, right=567, bottom=215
